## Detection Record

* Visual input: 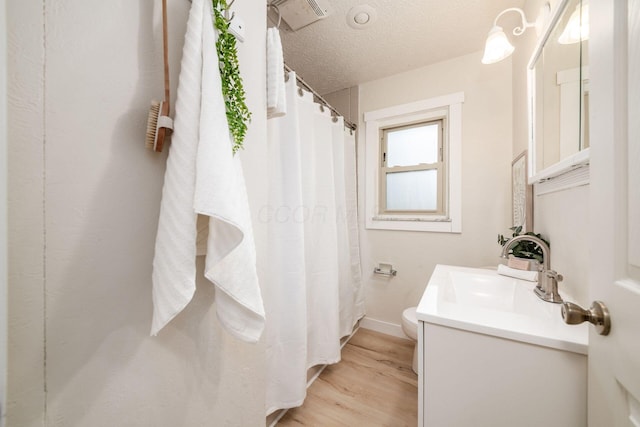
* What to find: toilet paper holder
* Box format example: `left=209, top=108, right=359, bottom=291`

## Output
left=373, top=263, right=397, bottom=277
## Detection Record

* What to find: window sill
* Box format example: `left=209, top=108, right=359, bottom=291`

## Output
left=366, top=216, right=460, bottom=233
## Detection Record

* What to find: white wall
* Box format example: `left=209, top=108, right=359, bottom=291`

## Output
left=357, top=52, right=513, bottom=326
left=0, top=0, right=7, bottom=424
left=323, top=87, right=359, bottom=124
left=533, top=187, right=589, bottom=304
left=7, top=1, right=267, bottom=426
left=513, top=0, right=590, bottom=305
left=7, top=0, right=45, bottom=421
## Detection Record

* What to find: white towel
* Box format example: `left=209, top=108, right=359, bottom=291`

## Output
left=266, top=27, right=286, bottom=118
left=151, top=0, right=265, bottom=342
left=497, top=264, right=539, bottom=282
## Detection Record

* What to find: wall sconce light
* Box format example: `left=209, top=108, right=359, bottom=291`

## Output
left=481, top=3, right=551, bottom=65
left=558, top=0, right=589, bottom=44
left=481, top=8, right=535, bottom=64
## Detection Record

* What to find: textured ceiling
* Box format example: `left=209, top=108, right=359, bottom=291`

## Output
left=272, top=0, right=525, bottom=95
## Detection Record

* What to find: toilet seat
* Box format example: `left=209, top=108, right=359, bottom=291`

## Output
left=402, top=306, right=418, bottom=340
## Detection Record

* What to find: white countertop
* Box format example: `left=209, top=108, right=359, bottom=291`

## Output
left=417, top=264, right=589, bottom=355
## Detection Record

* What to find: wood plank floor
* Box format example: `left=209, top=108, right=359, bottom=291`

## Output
left=277, top=328, right=418, bottom=427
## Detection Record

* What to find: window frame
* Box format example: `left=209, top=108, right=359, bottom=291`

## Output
left=379, top=119, right=446, bottom=215
left=363, top=92, right=464, bottom=233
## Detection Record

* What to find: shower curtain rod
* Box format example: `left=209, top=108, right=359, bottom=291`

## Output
left=284, top=64, right=357, bottom=132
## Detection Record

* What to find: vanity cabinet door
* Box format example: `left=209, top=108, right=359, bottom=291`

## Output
left=419, top=322, right=586, bottom=427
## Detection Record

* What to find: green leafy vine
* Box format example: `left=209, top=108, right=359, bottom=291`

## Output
left=211, top=0, right=251, bottom=154
left=497, top=226, right=550, bottom=263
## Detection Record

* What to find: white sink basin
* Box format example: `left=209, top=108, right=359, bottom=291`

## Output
left=446, top=271, right=519, bottom=310
left=417, top=264, right=588, bottom=354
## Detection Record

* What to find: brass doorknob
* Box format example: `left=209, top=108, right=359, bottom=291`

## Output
left=561, top=301, right=611, bottom=335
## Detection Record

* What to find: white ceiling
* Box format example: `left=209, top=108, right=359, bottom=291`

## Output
left=271, top=0, right=525, bottom=95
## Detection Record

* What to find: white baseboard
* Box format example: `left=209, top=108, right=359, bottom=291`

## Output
left=360, top=316, right=410, bottom=340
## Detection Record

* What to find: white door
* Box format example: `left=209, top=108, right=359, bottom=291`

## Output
left=588, top=0, right=640, bottom=425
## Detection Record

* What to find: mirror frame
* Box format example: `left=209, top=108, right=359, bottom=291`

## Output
left=527, top=0, right=590, bottom=187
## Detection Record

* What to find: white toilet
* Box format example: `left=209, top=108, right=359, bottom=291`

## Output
left=401, top=306, right=419, bottom=374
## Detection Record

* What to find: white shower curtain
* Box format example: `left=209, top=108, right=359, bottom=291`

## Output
left=265, top=73, right=364, bottom=415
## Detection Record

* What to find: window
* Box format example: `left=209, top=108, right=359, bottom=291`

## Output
left=380, top=120, right=445, bottom=214
left=364, top=92, right=464, bottom=232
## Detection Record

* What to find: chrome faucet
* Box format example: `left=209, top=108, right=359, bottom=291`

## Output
left=500, top=234, right=563, bottom=303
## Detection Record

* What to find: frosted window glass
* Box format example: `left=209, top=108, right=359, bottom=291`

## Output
left=386, top=170, right=437, bottom=211
left=386, top=124, right=439, bottom=167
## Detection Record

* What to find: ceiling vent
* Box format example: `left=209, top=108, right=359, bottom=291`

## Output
left=271, top=0, right=332, bottom=31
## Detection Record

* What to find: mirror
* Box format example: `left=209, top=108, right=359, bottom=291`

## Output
left=528, top=0, right=589, bottom=183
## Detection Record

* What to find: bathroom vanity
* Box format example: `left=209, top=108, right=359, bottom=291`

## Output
left=416, top=265, right=588, bottom=427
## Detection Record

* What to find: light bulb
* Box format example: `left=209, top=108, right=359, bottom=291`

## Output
left=481, top=26, right=515, bottom=64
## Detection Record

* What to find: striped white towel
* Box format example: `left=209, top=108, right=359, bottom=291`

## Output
left=151, top=0, right=265, bottom=342
left=267, top=27, right=286, bottom=118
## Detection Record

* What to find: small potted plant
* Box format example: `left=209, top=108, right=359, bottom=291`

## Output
left=497, top=226, right=549, bottom=271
